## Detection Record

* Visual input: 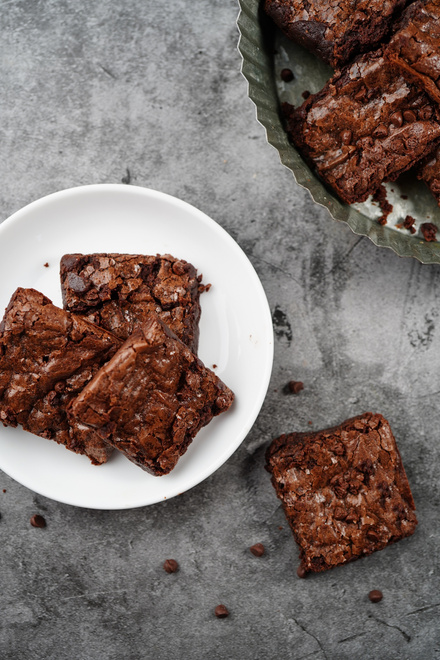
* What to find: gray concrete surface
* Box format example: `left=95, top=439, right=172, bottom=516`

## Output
left=1, top=1, right=439, bottom=658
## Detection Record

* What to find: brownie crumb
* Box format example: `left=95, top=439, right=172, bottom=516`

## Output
left=368, top=589, right=383, bottom=603
left=212, top=364, right=217, bottom=369
left=281, top=68, right=294, bottom=82
left=30, top=514, right=46, bottom=528
left=297, top=565, right=307, bottom=579
left=250, top=543, right=265, bottom=557
left=2, top=489, right=5, bottom=493
left=287, top=380, right=304, bottom=394
left=43, top=262, right=49, bottom=268
left=401, top=194, right=408, bottom=200
left=403, top=215, right=416, bottom=231
left=420, top=222, right=438, bottom=242
left=373, top=185, right=393, bottom=226
left=302, top=90, right=310, bottom=99
left=215, top=605, right=229, bottom=618
left=163, top=559, right=179, bottom=574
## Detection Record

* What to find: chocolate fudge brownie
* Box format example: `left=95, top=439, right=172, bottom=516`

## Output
left=386, top=0, right=440, bottom=105
left=264, top=0, right=407, bottom=68
left=60, top=253, right=206, bottom=353
left=419, top=145, right=440, bottom=205
left=70, top=314, right=234, bottom=475
left=266, top=413, right=417, bottom=574
left=284, top=50, right=440, bottom=204
left=0, top=288, right=122, bottom=464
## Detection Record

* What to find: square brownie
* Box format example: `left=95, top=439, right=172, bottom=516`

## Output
left=69, top=313, right=234, bottom=476
left=0, top=288, right=122, bottom=464
left=265, top=413, right=417, bottom=574
left=60, top=253, right=207, bottom=353
left=284, top=50, right=440, bottom=204
left=264, top=0, right=407, bottom=68
left=386, top=0, right=440, bottom=105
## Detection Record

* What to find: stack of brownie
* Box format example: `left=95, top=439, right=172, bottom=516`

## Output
left=266, top=0, right=440, bottom=209
left=0, top=254, right=234, bottom=475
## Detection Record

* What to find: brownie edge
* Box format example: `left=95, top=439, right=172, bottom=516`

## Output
left=266, top=413, right=417, bottom=574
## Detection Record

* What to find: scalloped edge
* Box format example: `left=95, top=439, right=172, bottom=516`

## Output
left=237, top=0, right=440, bottom=264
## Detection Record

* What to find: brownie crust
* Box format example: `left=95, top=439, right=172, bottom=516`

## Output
left=386, top=0, right=440, bottom=105
left=266, top=413, right=417, bottom=574
left=419, top=145, right=440, bottom=205
left=264, top=0, right=407, bottom=68
left=0, top=288, right=122, bottom=464
left=70, top=314, right=234, bottom=476
left=285, top=50, right=440, bottom=204
left=60, top=253, right=206, bottom=353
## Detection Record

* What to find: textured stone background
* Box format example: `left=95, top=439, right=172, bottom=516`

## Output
left=1, top=1, right=439, bottom=659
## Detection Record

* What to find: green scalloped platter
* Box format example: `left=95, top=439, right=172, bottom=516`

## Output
left=237, top=0, right=440, bottom=264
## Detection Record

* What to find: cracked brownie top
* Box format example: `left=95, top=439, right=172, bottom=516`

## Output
left=266, top=412, right=417, bottom=573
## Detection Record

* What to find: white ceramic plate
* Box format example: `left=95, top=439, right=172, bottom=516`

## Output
left=0, top=185, right=273, bottom=509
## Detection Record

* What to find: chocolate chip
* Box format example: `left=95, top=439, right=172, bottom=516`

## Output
left=30, top=514, right=46, bottom=528
left=302, top=90, right=310, bottom=99
left=250, top=543, right=265, bottom=557
left=288, top=380, right=304, bottom=394
left=390, top=111, right=403, bottom=127
left=280, top=68, right=294, bottom=83
left=297, top=565, right=307, bottom=578
left=341, top=129, right=352, bottom=145
left=215, top=604, right=229, bottom=618
left=403, top=110, right=416, bottom=123
left=368, top=589, right=383, bottom=603
left=374, top=124, right=388, bottom=138
left=163, top=559, right=179, bottom=573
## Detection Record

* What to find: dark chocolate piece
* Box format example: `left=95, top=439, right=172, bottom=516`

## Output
left=250, top=543, right=265, bottom=557
left=265, top=413, right=417, bottom=574
left=0, top=288, right=122, bottom=464
left=214, top=605, right=229, bottom=618
left=386, top=0, right=440, bottom=105
left=163, top=559, right=179, bottom=573
left=60, top=253, right=206, bottom=353
left=284, top=51, right=440, bottom=204
left=369, top=589, right=383, bottom=603
left=30, top=514, right=46, bottom=528
left=264, top=0, right=407, bottom=68
left=70, top=314, right=234, bottom=476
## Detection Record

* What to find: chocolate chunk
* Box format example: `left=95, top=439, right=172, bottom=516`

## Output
left=368, top=589, right=383, bottom=603
left=214, top=604, right=229, bottom=618
left=390, top=111, right=403, bottom=127
left=163, top=559, right=179, bottom=574
left=288, top=380, right=304, bottom=394
left=281, top=68, right=294, bottom=82
left=420, top=222, right=438, bottom=242
left=30, top=514, right=46, bottom=528
left=250, top=543, right=265, bottom=557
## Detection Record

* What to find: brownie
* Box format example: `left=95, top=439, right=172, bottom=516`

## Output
left=419, top=145, right=440, bottom=205
left=264, top=0, right=407, bottom=69
left=70, top=313, right=234, bottom=476
left=60, top=253, right=206, bottom=353
left=265, top=413, right=417, bottom=574
left=0, top=288, right=122, bottom=464
left=284, top=50, right=440, bottom=204
left=386, top=0, right=440, bottom=105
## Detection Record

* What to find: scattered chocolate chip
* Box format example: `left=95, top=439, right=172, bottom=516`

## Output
left=215, top=604, right=229, bottom=618
left=297, top=565, right=307, bottom=578
left=288, top=380, right=304, bottom=394
left=250, top=543, right=265, bottom=557
left=302, top=90, right=310, bottom=99
left=30, top=514, right=46, bottom=528
left=43, top=262, right=49, bottom=268
left=2, top=489, right=6, bottom=493
left=368, top=589, right=383, bottom=603
left=390, top=111, right=403, bottom=127
left=163, top=559, right=179, bottom=573
left=280, top=68, right=294, bottom=83
left=340, top=129, right=352, bottom=145
left=421, top=222, right=438, bottom=242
